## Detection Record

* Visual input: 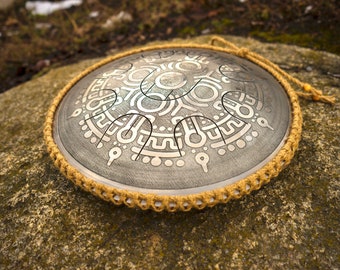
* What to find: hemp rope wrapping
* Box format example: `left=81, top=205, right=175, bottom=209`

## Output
left=44, top=36, right=335, bottom=212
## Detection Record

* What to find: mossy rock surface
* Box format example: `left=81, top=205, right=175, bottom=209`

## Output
left=0, top=35, right=339, bottom=269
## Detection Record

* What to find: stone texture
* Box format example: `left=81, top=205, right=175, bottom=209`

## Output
left=0, top=36, right=339, bottom=269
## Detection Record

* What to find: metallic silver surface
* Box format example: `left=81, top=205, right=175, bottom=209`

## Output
left=54, top=48, right=291, bottom=195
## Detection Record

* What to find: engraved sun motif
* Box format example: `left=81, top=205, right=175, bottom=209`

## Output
left=68, top=49, right=274, bottom=173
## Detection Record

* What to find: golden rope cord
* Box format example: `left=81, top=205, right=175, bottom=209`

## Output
left=210, top=36, right=336, bottom=104
left=44, top=36, right=333, bottom=212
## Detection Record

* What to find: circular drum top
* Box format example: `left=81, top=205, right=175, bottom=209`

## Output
left=50, top=46, right=294, bottom=209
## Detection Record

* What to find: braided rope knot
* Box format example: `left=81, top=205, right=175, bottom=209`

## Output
left=312, top=94, right=320, bottom=101
left=301, top=83, right=335, bottom=103
left=303, top=83, right=321, bottom=95
left=303, top=83, right=323, bottom=101
left=303, top=83, right=312, bottom=92
left=237, top=47, right=250, bottom=57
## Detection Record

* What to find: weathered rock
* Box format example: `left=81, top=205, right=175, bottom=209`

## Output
left=0, top=36, right=339, bottom=269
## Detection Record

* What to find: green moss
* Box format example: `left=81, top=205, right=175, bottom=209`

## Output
left=251, top=31, right=315, bottom=47
left=250, top=31, right=339, bottom=53
left=260, top=8, right=270, bottom=20
left=179, top=25, right=197, bottom=37
left=211, top=18, right=233, bottom=33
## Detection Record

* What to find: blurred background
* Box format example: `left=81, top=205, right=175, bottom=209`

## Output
left=0, top=0, right=339, bottom=93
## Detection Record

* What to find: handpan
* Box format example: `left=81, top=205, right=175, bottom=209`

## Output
left=44, top=40, right=303, bottom=211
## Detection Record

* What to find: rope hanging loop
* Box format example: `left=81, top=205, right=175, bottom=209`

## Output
left=210, top=35, right=335, bottom=105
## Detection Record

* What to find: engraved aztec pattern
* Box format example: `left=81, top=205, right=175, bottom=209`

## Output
left=68, top=49, right=275, bottom=174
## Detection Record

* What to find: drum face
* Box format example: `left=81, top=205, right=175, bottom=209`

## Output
left=53, top=48, right=291, bottom=196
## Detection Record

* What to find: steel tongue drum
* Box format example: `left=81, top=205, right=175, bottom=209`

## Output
left=44, top=39, right=308, bottom=212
